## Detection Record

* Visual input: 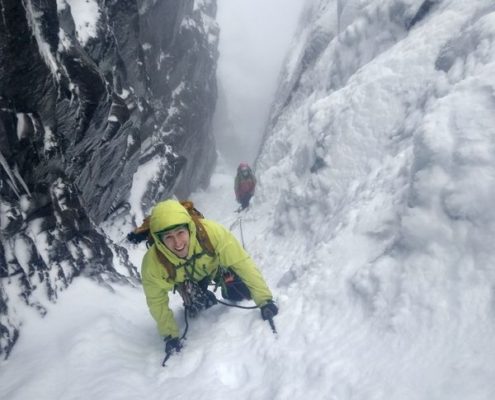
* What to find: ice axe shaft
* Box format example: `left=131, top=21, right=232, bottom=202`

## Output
left=267, top=316, right=277, bottom=334
left=162, top=350, right=174, bottom=367
left=264, top=309, right=278, bottom=334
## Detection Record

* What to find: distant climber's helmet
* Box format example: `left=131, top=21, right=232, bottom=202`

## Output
left=238, top=162, right=250, bottom=171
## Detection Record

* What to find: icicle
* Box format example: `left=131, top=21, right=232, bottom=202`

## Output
left=16, top=113, right=33, bottom=141
left=12, top=165, right=31, bottom=197
left=0, top=0, right=9, bottom=34
left=43, top=126, right=57, bottom=155
left=0, top=151, right=21, bottom=198
left=21, top=0, right=60, bottom=79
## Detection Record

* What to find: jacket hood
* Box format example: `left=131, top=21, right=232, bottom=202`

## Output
left=238, top=162, right=251, bottom=172
left=150, top=200, right=198, bottom=262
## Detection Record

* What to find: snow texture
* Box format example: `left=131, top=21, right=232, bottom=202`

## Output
left=65, top=0, right=100, bottom=45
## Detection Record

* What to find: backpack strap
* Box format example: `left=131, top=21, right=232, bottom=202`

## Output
left=180, top=199, right=215, bottom=257
left=190, top=216, right=216, bottom=257
left=180, top=200, right=204, bottom=218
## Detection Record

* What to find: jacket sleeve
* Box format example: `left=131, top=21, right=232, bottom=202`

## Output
left=206, top=220, right=273, bottom=305
left=141, top=250, right=180, bottom=338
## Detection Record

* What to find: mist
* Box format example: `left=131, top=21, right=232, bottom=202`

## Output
left=213, top=0, right=304, bottom=168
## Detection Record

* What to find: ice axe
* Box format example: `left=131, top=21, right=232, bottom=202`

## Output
left=263, top=308, right=278, bottom=335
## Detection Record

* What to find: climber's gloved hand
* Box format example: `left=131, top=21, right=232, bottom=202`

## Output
left=260, top=300, right=278, bottom=321
left=164, top=336, right=182, bottom=355
left=204, top=290, right=218, bottom=309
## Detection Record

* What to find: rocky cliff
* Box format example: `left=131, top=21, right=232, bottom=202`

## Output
left=0, top=0, right=219, bottom=358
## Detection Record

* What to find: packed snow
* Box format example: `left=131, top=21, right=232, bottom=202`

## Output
left=65, top=0, right=100, bottom=45
left=2, top=0, right=495, bottom=399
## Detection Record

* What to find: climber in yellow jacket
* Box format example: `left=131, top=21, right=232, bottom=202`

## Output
left=141, top=199, right=278, bottom=356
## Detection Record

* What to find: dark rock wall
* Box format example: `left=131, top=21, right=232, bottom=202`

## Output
left=0, top=0, right=218, bottom=358
left=137, top=0, right=219, bottom=203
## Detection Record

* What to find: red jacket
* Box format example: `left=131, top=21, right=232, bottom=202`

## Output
left=234, top=167, right=256, bottom=201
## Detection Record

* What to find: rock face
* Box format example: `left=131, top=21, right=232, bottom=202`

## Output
left=0, top=0, right=219, bottom=358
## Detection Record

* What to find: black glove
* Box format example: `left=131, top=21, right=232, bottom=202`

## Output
left=164, top=336, right=182, bottom=354
left=187, top=289, right=218, bottom=318
left=127, top=231, right=148, bottom=244
left=203, top=290, right=218, bottom=309
left=260, top=300, right=278, bottom=321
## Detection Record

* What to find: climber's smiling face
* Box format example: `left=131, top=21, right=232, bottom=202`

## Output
left=160, top=225, right=190, bottom=259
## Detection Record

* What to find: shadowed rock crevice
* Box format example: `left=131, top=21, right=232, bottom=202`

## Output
left=0, top=0, right=219, bottom=358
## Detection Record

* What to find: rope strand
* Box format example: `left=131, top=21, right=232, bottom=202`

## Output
left=239, top=216, right=246, bottom=249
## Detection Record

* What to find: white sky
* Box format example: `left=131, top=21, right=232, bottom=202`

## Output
left=214, top=0, right=304, bottom=165
left=2, top=1, right=495, bottom=399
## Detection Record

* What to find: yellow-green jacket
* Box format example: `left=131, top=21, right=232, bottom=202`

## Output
left=141, top=200, right=273, bottom=338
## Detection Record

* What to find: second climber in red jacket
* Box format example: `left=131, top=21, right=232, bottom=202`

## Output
left=234, top=162, right=256, bottom=210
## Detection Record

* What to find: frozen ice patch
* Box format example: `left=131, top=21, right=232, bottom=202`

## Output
left=66, top=0, right=100, bottom=45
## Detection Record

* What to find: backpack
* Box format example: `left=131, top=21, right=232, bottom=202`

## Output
left=238, top=178, right=255, bottom=196
left=235, top=167, right=256, bottom=200
left=128, top=200, right=215, bottom=279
